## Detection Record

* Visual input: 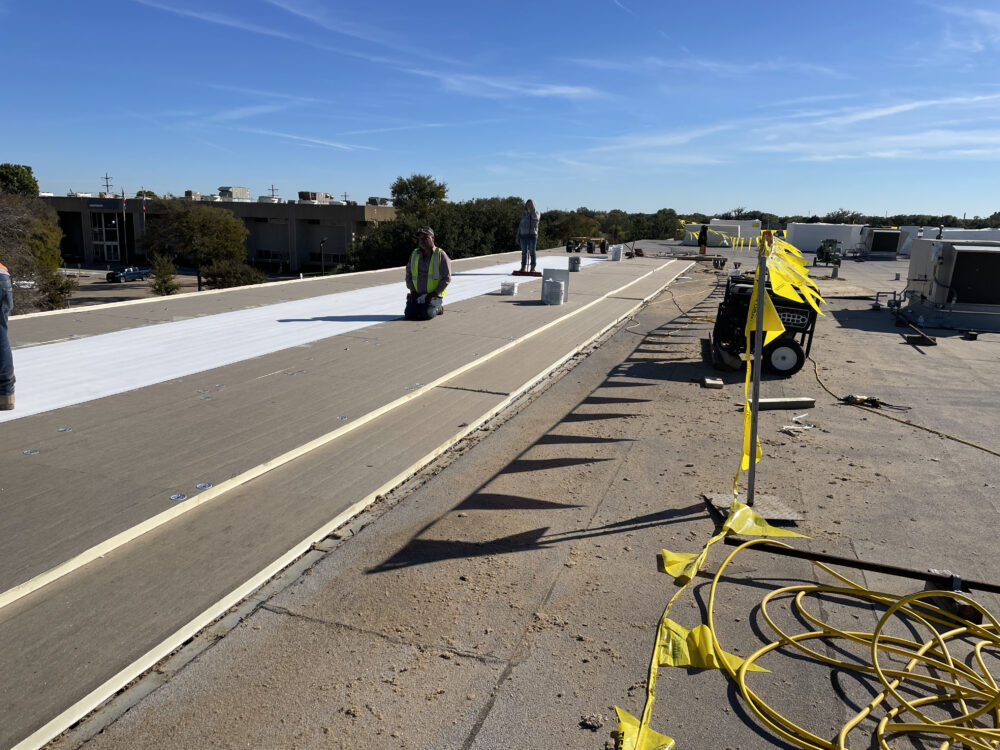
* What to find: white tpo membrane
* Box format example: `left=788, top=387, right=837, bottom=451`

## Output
left=3, top=256, right=604, bottom=422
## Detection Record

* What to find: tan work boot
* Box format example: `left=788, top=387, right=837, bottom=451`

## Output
left=0, top=394, right=13, bottom=411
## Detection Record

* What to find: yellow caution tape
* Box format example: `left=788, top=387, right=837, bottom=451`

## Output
left=659, top=549, right=700, bottom=579
left=657, top=618, right=769, bottom=672
left=614, top=707, right=675, bottom=750
left=616, top=233, right=822, bottom=748
left=722, top=502, right=807, bottom=538
left=744, top=281, right=785, bottom=347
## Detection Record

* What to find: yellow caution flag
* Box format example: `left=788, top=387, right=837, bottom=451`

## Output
left=744, top=279, right=786, bottom=347
left=723, top=502, right=807, bottom=538
left=614, top=707, right=675, bottom=750
left=656, top=618, right=769, bottom=672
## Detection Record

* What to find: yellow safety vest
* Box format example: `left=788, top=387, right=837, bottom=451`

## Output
left=410, top=247, right=447, bottom=296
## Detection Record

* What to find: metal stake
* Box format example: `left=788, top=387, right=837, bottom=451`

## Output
left=746, top=241, right=768, bottom=506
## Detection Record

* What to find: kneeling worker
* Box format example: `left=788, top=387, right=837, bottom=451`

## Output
left=405, top=226, right=452, bottom=320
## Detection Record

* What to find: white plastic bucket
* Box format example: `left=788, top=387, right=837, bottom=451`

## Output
left=568, top=256, right=581, bottom=272
left=542, top=280, right=565, bottom=305
left=610, top=246, right=622, bottom=261
left=500, top=281, right=518, bottom=295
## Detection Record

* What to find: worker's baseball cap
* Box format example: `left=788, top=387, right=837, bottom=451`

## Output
left=416, top=226, right=434, bottom=237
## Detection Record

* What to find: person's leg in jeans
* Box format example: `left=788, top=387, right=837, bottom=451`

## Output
left=404, top=297, right=438, bottom=320
left=527, top=235, right=537, bottom=271
left=519, top=237, right=529, bottom=272
left=0, top=274, right=14, bottom=408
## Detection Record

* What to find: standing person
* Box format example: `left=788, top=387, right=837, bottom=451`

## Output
left=0, top=261, right=14, bottom=410
left=405, top=226, right=452, bottom=320
left=698, top=224, right=708, bottom=255
left=517, top=199, right=540, bottom=273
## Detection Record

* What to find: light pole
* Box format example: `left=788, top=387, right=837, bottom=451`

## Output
left=320, top=237, right=327, bottom=275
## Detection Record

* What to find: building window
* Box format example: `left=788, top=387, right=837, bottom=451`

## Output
left=90, top=212, right=121, bottom=261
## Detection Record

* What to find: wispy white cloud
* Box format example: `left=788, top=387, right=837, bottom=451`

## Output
left=903, top=3, right=1000, bottom=66
left=237, top=127, right=375, bottom=151
left=933, top=3, right=1000, bottom=41
left=134, top=0, right=301, bottom=44
left=133, top=0, right=397, bottom=65
left=406, top=69, right=601, bottom=100
left=751, top=127, right=1000, bottom=161
left=766, top=93, right=857, bottom=108
left=262, top=0, right=459, bottom=65
left=612, top=0, right=633, bottom=14
left=135, top=0, right=597, bottom=105
left=343, top=119, right=501, bottom=136
left=567, top=54, right=847, bottom=79
left=202, top=83, right=327, bottom=105
left=204, top=104, right=290, bottom=123
left=118, top=107, right=241, bottom=155
left=813, top=92, right=1000, bottom=126
left=590, top=123, right=735, bottom=152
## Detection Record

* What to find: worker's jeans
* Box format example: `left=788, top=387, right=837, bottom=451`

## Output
left=519, top=235, right=537, bottom=267
left=0, top=274, right=14, bottom=396
left=404, top=296, right=443, bottom=321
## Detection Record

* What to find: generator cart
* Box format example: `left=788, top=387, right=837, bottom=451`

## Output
left=566, top=236, right=609, bottom=253
left=711, top=272, right=818, bottom=376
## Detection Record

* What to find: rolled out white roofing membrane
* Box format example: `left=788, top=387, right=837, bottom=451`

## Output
left=3, top=256, right=604, bottom=422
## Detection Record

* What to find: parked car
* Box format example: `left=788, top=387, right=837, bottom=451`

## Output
left=106, top=266, right=150, bottom=283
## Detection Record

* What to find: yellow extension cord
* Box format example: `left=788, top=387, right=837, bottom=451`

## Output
left=620, top=254, right=1000, bottom=748
left=810, top=358, right=1000, bottom=459
left=708, top=538, right=1000, bottom=749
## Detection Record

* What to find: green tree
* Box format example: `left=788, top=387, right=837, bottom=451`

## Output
left=543, top=211, right=600, bottom=245
left=0, top=194, right=76, bottom=310
left=600, top=210, right=633, bottom=242
left=0, top=164, right=39, bottom=197
left=390, top=174, right=448, bottom=222
left=203, top=259, right=266, bottom=289
left=135, top=189, right=158, bottom=198
left=143, top=201, right=249, bottom=290
left=823, top=208, right=864, bottom=224
left=149, top=253, right=181, bottom=295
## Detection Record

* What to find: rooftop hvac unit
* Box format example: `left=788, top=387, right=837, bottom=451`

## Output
left=907, top=241, right=1000, bottom=306
left=860, top=227, right=904, bottom=258
left=902, top=240, right=1000, bottom=331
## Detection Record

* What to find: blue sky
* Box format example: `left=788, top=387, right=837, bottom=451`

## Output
left=3, top=1, right=999, bottom=217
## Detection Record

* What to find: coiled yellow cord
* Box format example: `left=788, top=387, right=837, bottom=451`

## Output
left=706, top=538, right=1000, bottom=749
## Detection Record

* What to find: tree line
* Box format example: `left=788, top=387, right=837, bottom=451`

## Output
left=690, top=206, right=1000, bottom=231
left=348, top=175, right=683, bottom=272
left=5, top=162, right=1000, bottom=309
left=0, top=164, right=77, bottom=311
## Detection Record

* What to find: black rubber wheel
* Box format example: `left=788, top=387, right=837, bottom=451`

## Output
left=566, top=245, right=573, bottom=252
left=762, top=338, right=805, bottom=376
left=601, top=241, right=608, bottom=253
